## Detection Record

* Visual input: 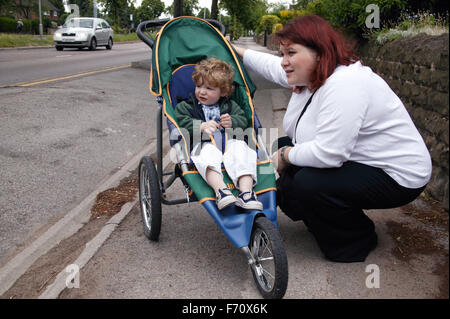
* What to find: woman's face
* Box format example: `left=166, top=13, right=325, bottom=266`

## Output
left=280, top=41, right=319, bottom=87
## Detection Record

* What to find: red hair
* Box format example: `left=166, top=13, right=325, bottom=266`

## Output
left=275, top=15, right=359, bottom=92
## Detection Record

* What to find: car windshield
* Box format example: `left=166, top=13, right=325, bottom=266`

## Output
left=63, top=19, right=93, bottom=29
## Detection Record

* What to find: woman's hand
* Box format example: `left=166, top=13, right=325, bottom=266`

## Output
left=272, top=147, right=291, bottom=174
left=201, top=121, right=219, bottom=135
left=232, top=45, right=247, bottom=59
left=220, top=113, right=232, bottom=129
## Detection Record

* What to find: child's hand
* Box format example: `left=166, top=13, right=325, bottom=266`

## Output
left=201, top=121, right=219, bottom=134
left=220, top=113, right=232, bottom=129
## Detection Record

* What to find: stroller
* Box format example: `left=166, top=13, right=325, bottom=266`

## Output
left=137, top=17, right=288, bottom=299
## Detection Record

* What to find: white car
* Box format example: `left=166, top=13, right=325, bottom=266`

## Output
left=53, top=17, right=114, bottom=51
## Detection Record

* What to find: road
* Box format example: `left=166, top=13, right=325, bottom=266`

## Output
left=0, top=42, right=150, bottom=87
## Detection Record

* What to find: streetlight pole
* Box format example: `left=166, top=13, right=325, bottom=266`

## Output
left=93, top=0, right=97, bottom=18
left=38, top=0, right=43, bottom=39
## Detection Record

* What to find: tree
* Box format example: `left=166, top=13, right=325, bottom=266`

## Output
left=268, top=0, right=289, bottom=14
left=221, top=0, right=268, bottom=38
left=0, top=0, right=13, bottom=13
left=258, top=14, right=280, bottom=34
left=292, top=0, right=313, bottom=10
left=173, top=0, right=182, bottom=17
left=69, top=0, right=94, bottom=17
left=49, top=0, right=64, bottom=13
left=197, top=7, right=210, bottom=19
left=166, top=0, right=199, bottom=17
left=10, top=0, right=39, bottom=19
left=211, top=0, right=218, bottom=20
left=100, top=0, right=128, bottom=27
left=136, top=0, right=165, bottom=21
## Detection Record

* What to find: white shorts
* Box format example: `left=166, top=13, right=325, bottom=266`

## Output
left=191, top=139, right=257, bottom=188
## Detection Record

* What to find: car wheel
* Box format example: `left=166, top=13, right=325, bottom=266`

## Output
left=89, top=38, right=97, bottom=51
left=106, top=38, right=113, bottom=50
left=55, top=46, right=63, bottom=51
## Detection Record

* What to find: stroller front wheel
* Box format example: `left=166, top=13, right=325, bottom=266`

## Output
left=250, top=216, right=288, bottom=299
left=139, top=156, right=162, bottom=241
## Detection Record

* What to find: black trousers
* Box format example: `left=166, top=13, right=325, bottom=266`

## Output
left=275, top=136, right=426, bottom=262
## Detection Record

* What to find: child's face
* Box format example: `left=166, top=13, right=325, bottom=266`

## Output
left=195, top=81, right=224, bottom=106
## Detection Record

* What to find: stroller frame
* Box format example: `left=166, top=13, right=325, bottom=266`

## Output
left=137, top=17, right=288, bottom=299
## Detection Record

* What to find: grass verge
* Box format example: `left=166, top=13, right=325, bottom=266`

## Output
left=0, top=32, right=140, bottom=48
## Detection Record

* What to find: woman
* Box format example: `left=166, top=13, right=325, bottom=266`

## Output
left=233, top=15, right=432, bottom=262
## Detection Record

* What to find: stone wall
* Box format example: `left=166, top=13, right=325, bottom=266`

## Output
left=357, top=34, right=449, bottom=210
left=255, top=33, right=449, bottom=210
left=254, top=33, right=279, bottom=51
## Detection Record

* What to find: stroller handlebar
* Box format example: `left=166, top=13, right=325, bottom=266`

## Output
left=137, top=18, right=226, bottom=49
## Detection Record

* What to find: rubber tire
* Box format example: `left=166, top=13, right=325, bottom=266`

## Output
left=55, top=46, right=63, bottom=51
left=89, top=37, right=97, bottom=51
left=250, top=216, right=288, bottom=299
left=106, top=37, right=113, bottom=50
left=138, top=156, right=162, bottom=241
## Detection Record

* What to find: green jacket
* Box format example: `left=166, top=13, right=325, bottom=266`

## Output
left=174, top=96, right=249, bottom=148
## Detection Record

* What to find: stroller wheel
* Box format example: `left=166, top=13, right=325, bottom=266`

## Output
left=139, top=156, right=162, bottom=241
left=250, top=216, right=288, bottom=299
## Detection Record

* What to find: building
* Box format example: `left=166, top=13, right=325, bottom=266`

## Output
left=4, top=0, right=60, bottom=21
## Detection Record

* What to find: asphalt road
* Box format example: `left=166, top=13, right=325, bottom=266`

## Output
left=0, top=41, right=151, bottom=87
left=0, top=61, right=157, bottom=269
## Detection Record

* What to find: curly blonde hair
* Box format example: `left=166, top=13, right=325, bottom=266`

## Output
left=192, top=57, right=235, bottom=97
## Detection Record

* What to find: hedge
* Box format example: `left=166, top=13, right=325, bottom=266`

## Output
left=0, top=16, right=54, bottom=34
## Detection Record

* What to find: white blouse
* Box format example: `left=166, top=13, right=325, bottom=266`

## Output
left=244, top=49, right=432, bottom=188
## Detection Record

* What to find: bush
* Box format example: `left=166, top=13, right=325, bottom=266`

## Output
left=22, top=19, right=40, bottom=34
left=372, top=11, right=449, bottom=44
left=304, top=0, right=407, bottom=38
left=258, top=15, right=280, bottom=34
left=0, top=17, right=17, bottom=33
left=229, top=15, right=244, bottom=40
left=59, top=13, right=70, bottom=26
left=0, top=17, right=49, bottom=34
left=273, top=23, right=283, bottom=33
left=112, top=24, right=123, bottom=34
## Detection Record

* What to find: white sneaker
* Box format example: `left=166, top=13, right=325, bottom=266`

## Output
left=216, top=188, right=237, bottom=210
left=235, top=191, right=263, bottom=211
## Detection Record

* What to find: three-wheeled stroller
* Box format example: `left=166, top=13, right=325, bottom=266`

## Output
left=136, top=17, right=288, bottom=299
